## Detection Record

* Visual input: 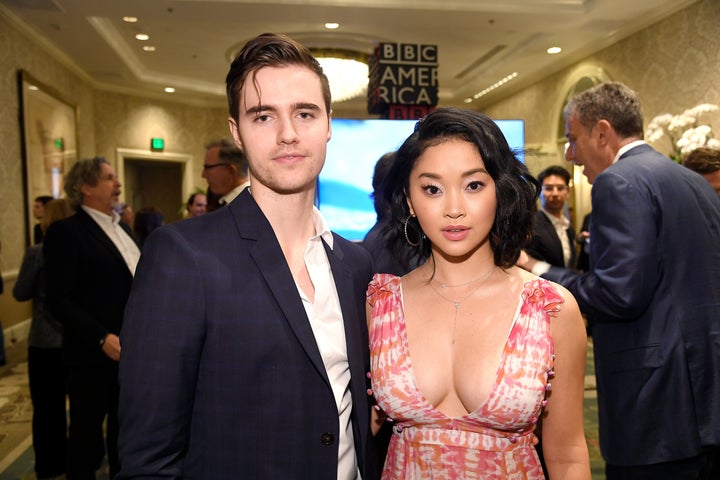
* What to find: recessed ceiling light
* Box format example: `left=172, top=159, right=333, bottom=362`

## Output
left=143, top=45, right=156, bottom=52
left=123, top=16, right=138, bottom=23
left=164, top=87, right=175, bottom=93
left=28, top=85, right=39, bottom=91
left=547, top=46, right=562, bottom=54
left=324, top=22, right=340, bottom=29
left=135, top=33, right=150, bottom=41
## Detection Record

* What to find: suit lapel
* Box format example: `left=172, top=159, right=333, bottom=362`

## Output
left=233, top=194, right=330, bottom=386
left=77, top=209, right=133, bottom=274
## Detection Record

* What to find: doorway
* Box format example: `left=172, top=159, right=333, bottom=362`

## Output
left=116, top=148, right=194, bottom=224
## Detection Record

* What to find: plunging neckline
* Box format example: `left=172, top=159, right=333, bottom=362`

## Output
left=398, top=280, right=524, bottom=420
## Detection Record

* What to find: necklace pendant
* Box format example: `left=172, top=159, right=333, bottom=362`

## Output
left=453, top=302, right=460, bottom=309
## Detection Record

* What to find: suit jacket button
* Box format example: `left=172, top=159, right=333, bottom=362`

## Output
left=320, top=433, right=335, bottom=445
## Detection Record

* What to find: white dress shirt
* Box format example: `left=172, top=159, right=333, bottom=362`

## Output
left=297, top=207, right=360, bottom=480
left=540, top=208, right=573, bottom=268
left=82, top=205, right=141, bottom=276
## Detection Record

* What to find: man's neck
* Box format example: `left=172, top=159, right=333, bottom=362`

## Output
left=253, top=187, right=316, bottom=244
left=543, top=206, right=564, bottom=219
left=82, top=201, right=112, bottom=216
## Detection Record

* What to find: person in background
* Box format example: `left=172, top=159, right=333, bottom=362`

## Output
left=13, top=198, right=74, bottom=480
left=368, top=107, right=590, bottom=479
left=186, top=192, right=207, bottom=218
left=682, top=146, right=720, bottom=196
left=132, top=206, right=164, bottom=249
left=202, top=138, right=250, bottom=206
left=33, top=195, right=54, bottom=244
left=361, top=152, right=421, bottom=276
left=44, top=157, right=140, bottom=480
left=119, top=204, right=134, bottom=227
left=525, top=165, right=576, bottom=269
left=520, top=81, right=720, bottom=479
left=117, top=33, right=378, bottom=479
left=575, top=212, right=591, bottom=273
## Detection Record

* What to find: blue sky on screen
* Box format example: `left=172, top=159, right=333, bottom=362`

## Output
left=318, top=118, right=524, bottom=241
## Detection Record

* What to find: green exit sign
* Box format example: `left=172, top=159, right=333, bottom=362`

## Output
left=151, top=137, right=165, bottom=151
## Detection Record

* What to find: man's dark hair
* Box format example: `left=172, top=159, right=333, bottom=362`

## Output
left=537, top=165, right=571, bottom=186
left=683, top=147, right=720, bottom=174
left=35, top=195, right=54, bottom=205
left=225, top=33, right=331, bottom=123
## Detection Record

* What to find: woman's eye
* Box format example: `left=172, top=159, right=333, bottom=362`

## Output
left=422, top=185, right=441, bottom=195
left=467, top=181, right=484, bottom=191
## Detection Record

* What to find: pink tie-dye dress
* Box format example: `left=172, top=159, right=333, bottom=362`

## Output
left=367, top=274, right=561, bottom=479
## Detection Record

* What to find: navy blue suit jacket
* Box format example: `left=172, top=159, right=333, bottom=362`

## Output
left=117, top=190, right=378, bottom=479
left=543, top=144, right=720, bottom=466
left=525, top=210, right=576, bottom=269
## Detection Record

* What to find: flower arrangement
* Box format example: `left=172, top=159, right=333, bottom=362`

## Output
left=645, top=103, right=720, bottom=162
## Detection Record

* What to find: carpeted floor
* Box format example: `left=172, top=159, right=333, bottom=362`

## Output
left=0, top=337, right=605, bottom=479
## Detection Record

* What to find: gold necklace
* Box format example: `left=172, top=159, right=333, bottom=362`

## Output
left=428, top=267, right=497, bottom=344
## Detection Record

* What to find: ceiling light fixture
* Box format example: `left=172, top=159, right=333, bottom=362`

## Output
left=463, top=72, right=519, bottom=103
left=164, top=87, right=175, bottom=93
left=311, top=48, right=369, bottom=103
left=135, top=33, right=149, bottom=41
left=122, top=16, right=138, bottom=23
left=324, top=22, right=340, bottom=29
left=547, top=46, right=562, bottom=54
left=143, top=45, right=156, bottom=52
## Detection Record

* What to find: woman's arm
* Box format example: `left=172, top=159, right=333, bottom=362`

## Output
left=541, top=285, right=591, bottom=480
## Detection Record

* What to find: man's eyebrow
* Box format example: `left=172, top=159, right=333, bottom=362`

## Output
left=245, top=104, right=275, bottom=116
left=293, top=102, right=321, bottom=112
left=244, top=102, right=321, bottom=116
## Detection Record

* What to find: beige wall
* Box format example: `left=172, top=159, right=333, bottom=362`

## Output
left=1, top=0, right=719, bottom=336
left=482, top=0, right=720, bottom=224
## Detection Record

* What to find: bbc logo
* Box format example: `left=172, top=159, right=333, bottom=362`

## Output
left=376, top=43, right=437, bottom=65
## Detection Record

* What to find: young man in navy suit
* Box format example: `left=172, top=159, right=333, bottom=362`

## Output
left=521, top=82, right=720, bottom=479
left=117, top=33, right=378, bottom=479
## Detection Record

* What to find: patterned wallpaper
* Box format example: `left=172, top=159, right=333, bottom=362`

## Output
left=481, top=0, right=719, bottom=226
left=1, top=0, right=719, bottom=330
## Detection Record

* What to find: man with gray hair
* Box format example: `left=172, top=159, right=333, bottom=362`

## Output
left=521, top=82, right=720, bottom=479
left=201, top=138, right=249, bottom=207
left=44, top=156, right=140, bottom=479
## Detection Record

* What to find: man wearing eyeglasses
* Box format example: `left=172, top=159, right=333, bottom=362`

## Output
left=201, top=138, right=250, bottom=207
left=525, top=165, right=577, bottom=269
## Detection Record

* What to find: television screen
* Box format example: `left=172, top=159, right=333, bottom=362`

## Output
left=318, top=117, right=524, bottom=241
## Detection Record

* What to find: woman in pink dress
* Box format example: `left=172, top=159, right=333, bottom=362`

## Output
left=367, top=107, right=590, bottom=479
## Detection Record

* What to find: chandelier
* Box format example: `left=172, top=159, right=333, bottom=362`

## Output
left=312, top=49, right=369, bottom=103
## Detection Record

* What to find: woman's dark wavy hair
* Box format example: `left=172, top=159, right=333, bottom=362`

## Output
left=381, top=107, right=539, bottom=269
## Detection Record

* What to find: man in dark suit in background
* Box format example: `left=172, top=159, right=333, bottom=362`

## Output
left=117, top=33, right=378, bottom=479
left=521, top=82, right=720, bottom=479
left=201, top=137, right=250, bottom=207
left=525, top=165, right=576, bottom=269
left=44, top=157, right=140, bottom=479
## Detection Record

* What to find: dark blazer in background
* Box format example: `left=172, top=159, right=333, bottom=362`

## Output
left=43, top=207, right=137, bottom=478
left=525, top=210, right=576, bottom=269
left=44, top=208, right=135, bottom=366
left=543, top=144, right=720, bottom=466
left=117, top=190, right=378, bottom=479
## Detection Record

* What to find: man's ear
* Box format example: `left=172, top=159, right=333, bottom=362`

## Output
left=228, top=117, right=243, bottom=149
left=595, top=119, right=612, bottom=146
left=327, top=109, right=333, bottom=143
